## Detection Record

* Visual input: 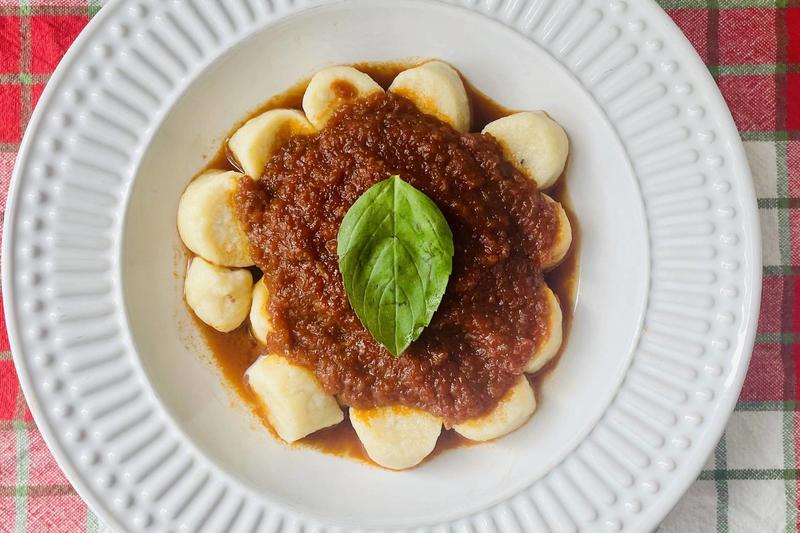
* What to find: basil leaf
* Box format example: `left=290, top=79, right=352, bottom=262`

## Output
left=337, top=175, right=454, bottom=356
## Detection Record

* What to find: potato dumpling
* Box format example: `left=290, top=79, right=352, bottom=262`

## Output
left=185, top=257, right=253, bottom=332
left=228, top=109, right=314, bottom=179
left=177, top=170, right=253, bottom=267
left=525, top=285, right=563, bottom=374
left=246, top=355, right=343, bottom=443
left=302, top=66, right=384, bottom=129
left=483, top=111, right=569, bottom=190
left=350, top=405, right=442, bottom=470
left=453, top=377, right=536, bottom=442
left=389, top=60, right=471, bottom=133
left=249, top=278, right=272, bottom=345
left=540, top=194, right=572, bottom=270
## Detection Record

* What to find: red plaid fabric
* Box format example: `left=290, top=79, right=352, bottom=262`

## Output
left=0, top=2, right=796, bottom=532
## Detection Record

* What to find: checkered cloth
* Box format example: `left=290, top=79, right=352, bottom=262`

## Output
left=0, top=1, right=796, bottom=531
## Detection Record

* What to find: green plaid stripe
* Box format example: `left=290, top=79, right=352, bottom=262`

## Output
left=0, top=74, right=49, bottom=85
left=13, top=421, right=28, bottom=532
left=737, top=401, right=800, bottom=410
left=742, top=132, right=800, bottom=140
left=12, top=351, right=28, bottom=532
left=699, top=469, right=800, bottom=480
left=1, top=4, right=100, bottom=17
left=709, top=64, right=800, bottom=75
left=714, top=436, right=729, bottom=532
left=775, top=5, right=796, bottom=531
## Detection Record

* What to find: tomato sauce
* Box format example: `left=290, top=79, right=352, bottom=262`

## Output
left=193, top=62, right=579, bottom=460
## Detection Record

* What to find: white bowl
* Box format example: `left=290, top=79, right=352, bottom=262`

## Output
left=3, top=0, right=760, bottom=531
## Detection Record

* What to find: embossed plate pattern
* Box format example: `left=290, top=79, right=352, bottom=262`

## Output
left=2, top=0, right=760, bottom=531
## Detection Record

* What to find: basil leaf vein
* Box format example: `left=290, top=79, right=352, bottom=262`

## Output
left=337, top=175, right=454, bottom=356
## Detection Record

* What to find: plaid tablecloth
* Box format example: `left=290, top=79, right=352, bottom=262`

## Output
left=0, top=1, right=797, bottom=531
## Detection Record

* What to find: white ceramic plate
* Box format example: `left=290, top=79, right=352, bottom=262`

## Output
left=3, top=0, right=761, bottom=531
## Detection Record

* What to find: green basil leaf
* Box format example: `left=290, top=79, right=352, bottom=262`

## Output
left=337, top=175, right=454, bottom=356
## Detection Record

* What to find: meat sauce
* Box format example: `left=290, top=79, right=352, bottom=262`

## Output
left=194, top=62, right=579, bottom=461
